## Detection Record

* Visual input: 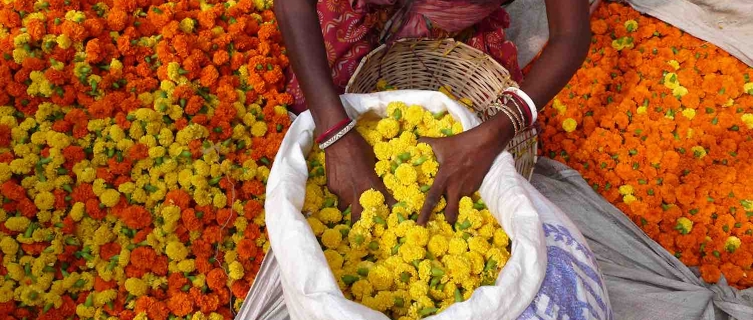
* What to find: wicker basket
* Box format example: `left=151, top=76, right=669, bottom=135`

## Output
left=346, top=38, right=538, bottom=180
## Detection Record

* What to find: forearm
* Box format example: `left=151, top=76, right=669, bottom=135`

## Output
left=274, top=0, right=348, bottom=133
left=478, top=0, right=591, bottom=147
left=520, top=34, right=590, bottom=109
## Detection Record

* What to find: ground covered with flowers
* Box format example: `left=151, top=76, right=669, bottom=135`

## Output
left=304, top=102, right=510, bottom=319
left=0, top=0, right=291, bottom=319
left=539, top=3, right=753, bottom=288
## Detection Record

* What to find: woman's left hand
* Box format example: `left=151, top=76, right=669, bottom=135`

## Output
left=417, top=114, right=516, bottom=225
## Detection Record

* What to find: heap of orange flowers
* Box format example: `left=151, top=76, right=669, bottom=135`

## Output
left=0, top=0, right=289, bottom=319
left=540, top=2, right=753, bottom=288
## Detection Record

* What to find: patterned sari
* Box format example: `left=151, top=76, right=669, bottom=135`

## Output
left=286, top=0, right=523, bottom=114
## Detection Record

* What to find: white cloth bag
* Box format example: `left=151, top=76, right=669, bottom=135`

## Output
left=264, top=90, right=548, bottom=320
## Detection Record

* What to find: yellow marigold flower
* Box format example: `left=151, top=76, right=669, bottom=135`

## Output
left=228, top=261, right=244, bottom=280
left=398, top=244, right=425, bottom=263
left=179, top=17, right=195, bottom=33
left=351, top=279, right=373, bottom=300
left=4, top=216, right=30, bottom=232
left=212, top=192, right=227, bottom=208
left=447, top=237, right=467, bottom=256
left=33, top=191, right=55, bottom=211
left=317, top=207, right=342, bottom=224
left=663, top=72, right=680, bottom=89
left=306, top=217, right=326, bottom=236
left=619, top=184, right=634, bottom=195
left=682, top=108, right=696, bottom=120
left=741, top=113, right=753, bottom=129
left=323, top=249, right=344, bottom=270
left=405, top=226, right=430, bottom=247
left=99, top=189, right=120, bottom=207
left=623, top=194, right=637, bottom=204
left=552, top=98, right=567, bottom=115
left=725, top=236, right=741, bottom=253
left=493, top=229, right=509, bottom=248
left=443, top=254, right=471, bottom=282
left=373, top=142, right=393, bottom=161
left=466, top=251, right=485, bottom=275
left=673, top=85, right=689, bottom=97
left=376, top=118, right=400, bottom=139
left=394, top=163, right=418, bottom=186
left=250, top=121, right=267, bottom=137
left=562, top=118, right=578, bottom=133
left=624, top=19, right=638, bottom=32
left=667, top=60, right=680, bottom=70
left=348, top=224, right=372, bottom=250
left=744, top=82, right=753, bottom=95
left=124, top=278, right=148, bottom=296
left=420, top=159, right=439, bottom=177
left=165, top=241, right=189, bottom=261
left=177, top=259, right=195, bottom=273
left=467, top=236, right=490, bottom=254
left=321, top=228, right=343, bottom=249
left=367, top=265, right=393, bottom=291
left=691, top=146, right=707, bottom=158
left=93, top=289, right=117, bottom=307
left=360, top=189, right=385, bottom=209
left=404, top=105, right=425, bottom=126
left=675, top=217, right=693, bottom=235
left=636, top=106, right=647, bottom=114
left=76, top=304, right=96, bottom=318
left=303, top=182, right=324, bottom=213
left=375, top=160, right=392, bottom=177
left=408, top=281, right=429, bottom=301
left=426, top=235, right=449, bottom=258
left=363, top=290, right=394, bottom=312
left=0, top=236, right=18, bottom=255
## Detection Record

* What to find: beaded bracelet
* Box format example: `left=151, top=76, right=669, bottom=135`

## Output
left=319, top=119, right=357, bottom=150
left=315, top=118, right=352, bottom=144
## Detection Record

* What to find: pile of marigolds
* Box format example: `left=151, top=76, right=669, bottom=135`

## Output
left=304, top=103, right=510, bottom=319
left=540, top=3, right=753, bottom=288
left=0, top=0, right=291, bottom=319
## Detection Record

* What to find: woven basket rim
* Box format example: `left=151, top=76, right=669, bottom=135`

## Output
left=345, top=38, right=517, bottom=94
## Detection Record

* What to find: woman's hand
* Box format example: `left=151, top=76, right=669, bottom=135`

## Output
left=275, top=1, right=393, bottom=220
left=417, top=113, right=516, bottom=225
left=325, top=132, right=394, bottom=222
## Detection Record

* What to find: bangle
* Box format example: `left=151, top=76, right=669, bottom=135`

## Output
left=491, top=101, right=522, bottom=136
left=315, top=118, right=351, bottom=144
left=319, top=119, right=357, bottom=150
left=504, top=87, right=537, bottom=124
left=502, top=93, right=529, bottom=127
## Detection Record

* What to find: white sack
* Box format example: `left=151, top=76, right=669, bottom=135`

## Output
left=264, top=90, right=549, bottom=320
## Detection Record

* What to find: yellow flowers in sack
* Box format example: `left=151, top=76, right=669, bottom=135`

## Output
left=303, top=102, right=511, bottom=319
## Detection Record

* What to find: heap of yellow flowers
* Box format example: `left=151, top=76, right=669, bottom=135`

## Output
left=0, top=0, right=289, bottom=319
left=304, top=102, right=511, bottom=319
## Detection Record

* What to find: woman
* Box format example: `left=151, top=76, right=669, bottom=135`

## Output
left=274, top=0, right=591, bottom=224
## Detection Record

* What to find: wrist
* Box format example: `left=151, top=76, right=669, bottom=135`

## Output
left=471, top=113, right=515, bottom=153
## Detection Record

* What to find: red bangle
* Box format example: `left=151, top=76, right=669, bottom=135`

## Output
left=316, top=118, right=352, bottom=143
left=504, top=91, right=532, bottom=126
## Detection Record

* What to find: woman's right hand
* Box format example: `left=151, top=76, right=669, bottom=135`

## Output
left=275, top=0, right=392, bottom=221
left=324, top=131, right=394, bottom=222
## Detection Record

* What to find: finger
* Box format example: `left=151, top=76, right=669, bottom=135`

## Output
left=376, top=182, right=396, bottom=207
left=444, top=184, right=460, bottom=226
left=417, top=176, right=446, bottom=226
left=350, top=197, right=363, bottom=224
left=334, top=188, right=349, bottom=212
left=417, top=136, right=436, bottom=147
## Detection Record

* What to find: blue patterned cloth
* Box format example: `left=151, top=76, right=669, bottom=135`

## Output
left=518, top=221, right=613, bottom=320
